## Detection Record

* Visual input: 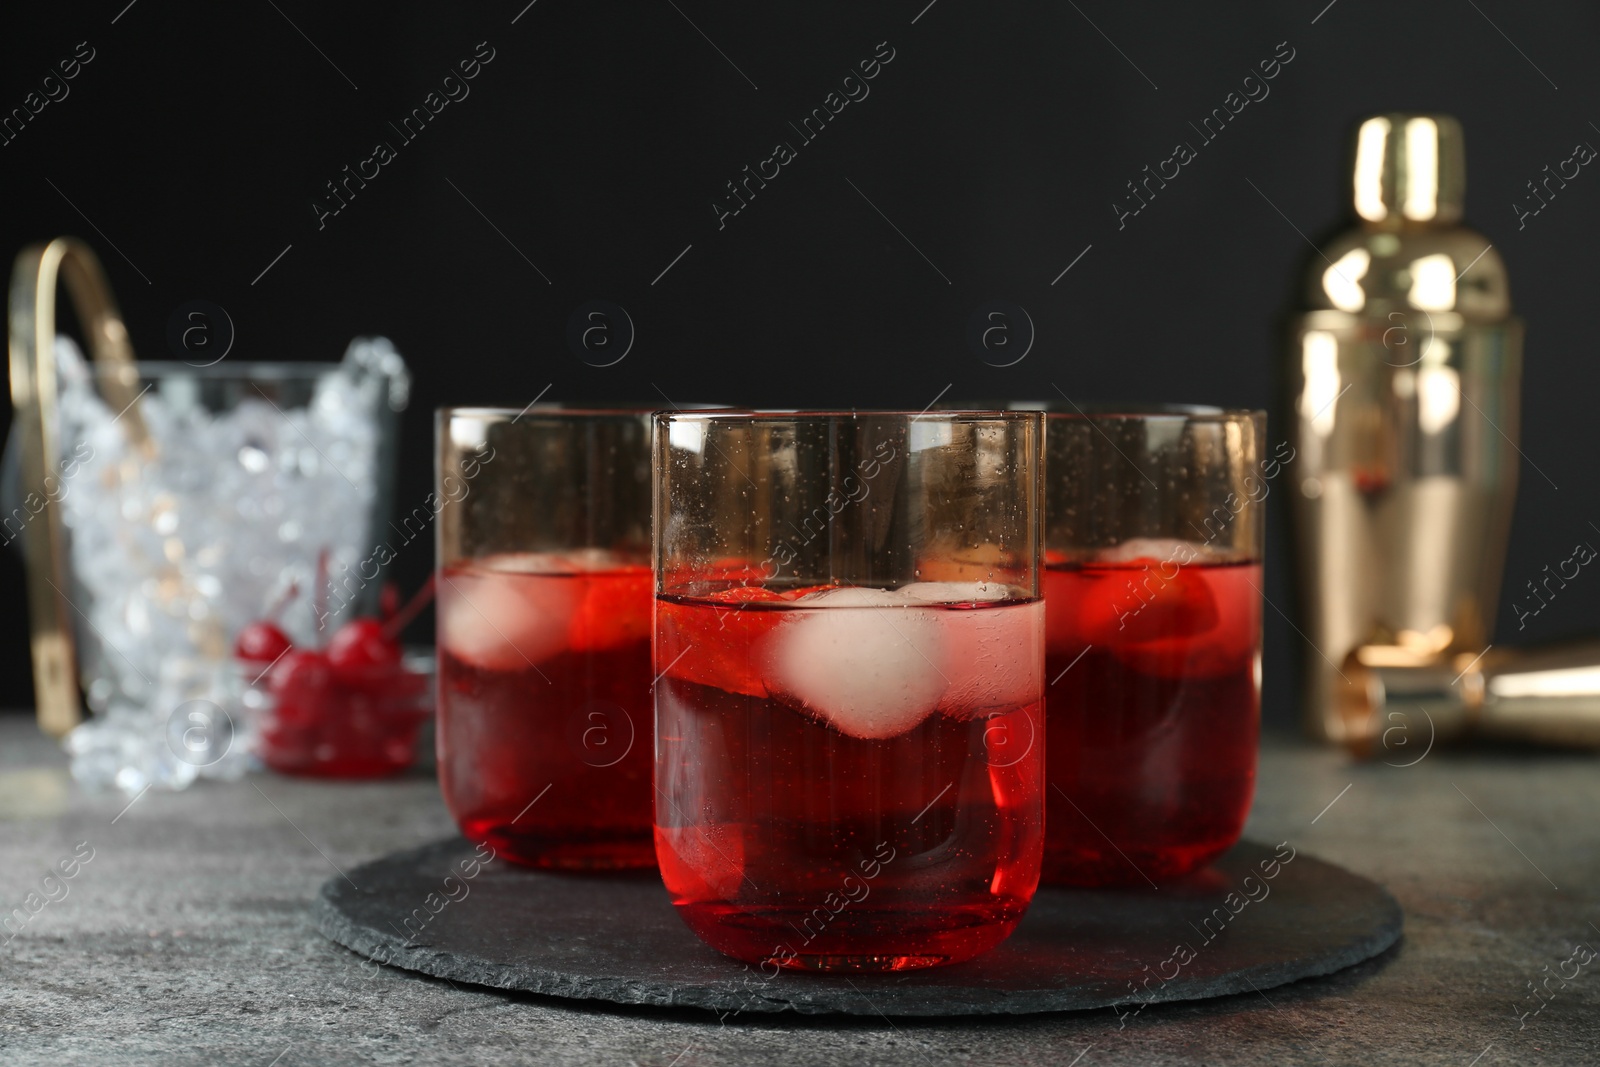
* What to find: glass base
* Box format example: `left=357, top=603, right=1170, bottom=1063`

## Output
left=1041, top=838, right=1236, bottom=888
left=764, top=952, right=953, bottom=973
left=467, top=824, right=657, bottom=872
left=673, top=901, right=1027, bottom=972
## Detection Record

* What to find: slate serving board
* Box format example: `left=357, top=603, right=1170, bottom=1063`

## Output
left=314, top=838, right=1401, bottom=1017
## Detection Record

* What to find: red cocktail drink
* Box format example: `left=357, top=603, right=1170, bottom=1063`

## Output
left=655, top=582, right=1045, bottom=971
left=654, top=410, right=1044, bottom=971
left=1044, top=546, right=1261, bottom=886
left=1036, top=407, right=1266, bottom=887
left=438, top=551, right=654, bottom=869
left=437, top=406, right=656, bottom=870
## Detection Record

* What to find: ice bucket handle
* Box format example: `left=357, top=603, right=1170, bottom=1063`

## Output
left=7, top=239, right=147, bottom=736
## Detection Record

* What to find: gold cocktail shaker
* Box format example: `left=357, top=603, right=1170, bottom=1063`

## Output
left=1340, top=642, right=1600, bottom=755
left=1287, top=114, right=1522, bottom=742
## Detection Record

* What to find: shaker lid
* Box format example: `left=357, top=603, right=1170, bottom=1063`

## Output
left=1352, top=113, right=1465, bottom=225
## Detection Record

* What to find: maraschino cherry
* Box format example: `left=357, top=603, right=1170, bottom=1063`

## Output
left=246, top=571, right=436, bottom=779
left=234, top=581, right=297, bottom=662
left=234, top=621, right=293, bottom=663
left=326, top=617, right=402, bottom=671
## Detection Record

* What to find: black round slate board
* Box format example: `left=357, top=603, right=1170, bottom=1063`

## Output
left=314, top=838, right=1401, bottom=1017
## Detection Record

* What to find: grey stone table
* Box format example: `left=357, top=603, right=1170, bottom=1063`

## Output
left=1, top=714, right=1596, bottom=1066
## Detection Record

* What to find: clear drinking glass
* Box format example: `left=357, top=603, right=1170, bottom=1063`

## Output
left=1039, top=405, right=1267, bottom=886
left=653, top=410, right=1045, bottom=971
left=436, top=407, right=655, bottom=870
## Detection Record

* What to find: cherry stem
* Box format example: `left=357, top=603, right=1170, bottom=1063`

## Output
left=266, top=579, right=300, bottom=622
left=382, top=574, right=436, bottom=642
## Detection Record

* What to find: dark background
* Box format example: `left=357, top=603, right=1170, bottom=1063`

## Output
left=2, top=0, right=1597, bottom=730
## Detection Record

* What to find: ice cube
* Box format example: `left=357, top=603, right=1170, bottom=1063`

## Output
left=562, top=546, right=630, bottom=572
left=900, top=581, right=1012, bottom=604
left=1096, top=537, right=1217, bottom=565
left=763, top=587, right=947, bottom=740
left=439, top=557, right=580, bottom=670
left=898, top=583, right=1042, bottom=714
left=472, top=552, right=579, bottom=575
left=934, top=600, right=1045, bottom=717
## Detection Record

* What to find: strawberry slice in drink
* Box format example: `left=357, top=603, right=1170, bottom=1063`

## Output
left=659, top=586, right=788, bottom=698
left=1075, top=558, right=1219, bottom=647
left=568, top=563, right=653, bottom=652
left=1159, top=562, right=1260, bottom=679
left=658, top=556, right=774, bottom=596
left=1074, top=557, right=1256, bottom=680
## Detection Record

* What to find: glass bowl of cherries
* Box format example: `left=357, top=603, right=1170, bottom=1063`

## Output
left=235, top=578, right=435, bottom=778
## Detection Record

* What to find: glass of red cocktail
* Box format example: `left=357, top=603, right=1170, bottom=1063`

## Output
left=1039, top=405, right=1266, bottom=886
left=436, top=407, right=655, bottom=870
left=653, top=410, right=1045, bottom=971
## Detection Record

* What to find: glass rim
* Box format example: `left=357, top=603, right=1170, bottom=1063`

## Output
left=1022, top=402, right=1265, bottom=423
left=653, top=408, right=1042, bottom=424
left=439, top=404, right=660, bottom=421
